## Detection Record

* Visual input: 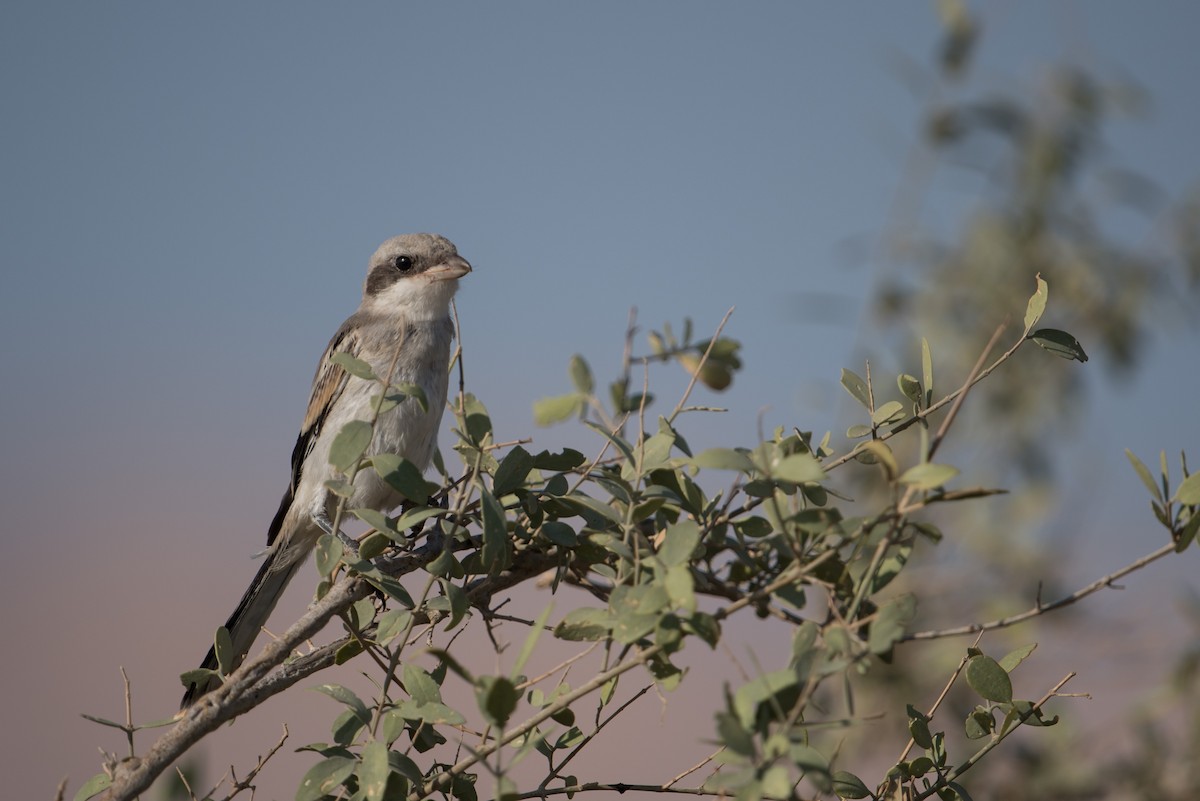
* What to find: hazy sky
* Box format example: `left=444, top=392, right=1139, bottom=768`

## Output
left=2, top=3, right=1197, bottom=799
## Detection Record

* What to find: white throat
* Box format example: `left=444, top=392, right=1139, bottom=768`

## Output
left=366, top=275, right=459, bottom=321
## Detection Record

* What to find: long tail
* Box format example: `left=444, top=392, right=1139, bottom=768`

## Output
left=180, top=546, right=306, bottom=708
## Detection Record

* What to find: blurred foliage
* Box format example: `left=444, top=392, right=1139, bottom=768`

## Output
left=848, top=4, right=1200, bottom=800
left=876, top=1, right=1200, bottom=480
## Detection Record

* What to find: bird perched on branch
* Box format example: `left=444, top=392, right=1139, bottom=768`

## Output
left=181, top=233, right=470, bottom=707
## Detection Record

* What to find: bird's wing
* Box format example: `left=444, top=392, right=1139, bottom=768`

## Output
left=265, top=315, right=363, bottom=547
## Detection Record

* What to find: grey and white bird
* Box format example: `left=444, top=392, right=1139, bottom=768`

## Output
left=181, top=233, right=470, bottom=707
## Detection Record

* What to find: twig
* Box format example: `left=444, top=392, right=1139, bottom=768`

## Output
left=894, top=632, right=984, bottom=766
left=903, top=542, right=1177, bottom=641
left=926, top=323, right=1005, bottom=462
left=544, top=685, right=653, bottom=786
left=665, top=748, right=725, bottom=789
left=914, top=673, right=1077, bottom=799
left=666, top=307, right=734, bottom=425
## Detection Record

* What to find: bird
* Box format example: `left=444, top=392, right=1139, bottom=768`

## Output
left=180, top=233, right=471, bottom=707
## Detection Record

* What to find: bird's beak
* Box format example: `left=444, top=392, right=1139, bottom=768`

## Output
left=426, top=255, right=472, bottom=281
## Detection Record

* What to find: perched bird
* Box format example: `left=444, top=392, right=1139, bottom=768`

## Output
left=181, top=233, right=470, bottom=707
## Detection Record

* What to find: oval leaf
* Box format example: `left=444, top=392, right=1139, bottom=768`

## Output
left=1029, top=328, right=1088, bottom=363
left=568, top=354, right=594, bottom=395
left=772, top=452, right=827, bottom=484
left=330, top=351, right=377, bottom=380
left=898, top=463, right=959, bottom=490
left=329, top=420, right=373, bottom=472
left=832, top=770, right=871, bottom=799
left=965, top=655, right=1013, bottom=703
left=1172, top=470, right=1200, bottom=505
left=1023, top=274, right=1048, bottom=332
left=840, top=368, right=870, bottom=409
left=297, top=756, right=356, bottom=801
left=533, top=393, right=584, bottom=427
left=359, top=741, right=390, bottom=801
left=692, top=448, right=756, bottom=473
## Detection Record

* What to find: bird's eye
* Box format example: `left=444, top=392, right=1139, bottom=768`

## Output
left=393, top=255, right=415, bottom=272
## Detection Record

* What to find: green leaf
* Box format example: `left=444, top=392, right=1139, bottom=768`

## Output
left=393, top=505, right=444, bottom=533
left=939, top=781, right=976, bottom=801
left=72, top=773, right=111, bottom=801
left=868, top=593, right=916, bottom=654
left=1124, top=449, right=1163, bottom=502
left=460, top=392, right=493, bottom=443
left=533, top=393, right=584, bottom=426
left=965, top=708, right=994, bottom=740
left=329, top=420, right=373, bottom=472
left=540, top=520, right=579, bottom=547
left=692, top=447, right=756, bottom=473
left=898, top=463, right=959, bottom=490
left=772, top=452, right=827, bottom=484
left=493, top=445, right=535, bottom=496
left=840, top=368, right=870, bottom=409
left=351, top=508, right=398, bottom=538
left=296, top=756, right=356, bottom=801
left=476, top=675, right=519, bottom=727
left=531, top=448, right=587, bottom=470
left=998, top=643, right=1037, bottom=673
left=512, top=605, right=554, bottom=678
left=664, top=564, right=695, bottom=612
left=426, top=548, right=464, bottom=579
left=403, top=664, right=442, bottom=704
left=907, top=706, right=933, bottom=749
left=1029, top=328, right=1089, bottom=362
left=872, top=400, right=905, bottom=426
left=441, top=579, right=469, bottom=629
left=363, top=572, right=415, bottom=608
left=323, top=478, right=355, bottom=498
left=369, top=454, right=431, bottom=504
left=658, top=519, right=701, bottom=567
left=314, top=683, right=371, bottom=720
left=898, top=373, right=922, bottom=404
left=965, top=655, right=1013, bottom=703
left=359, top=741, right=390, bottom=801
left=213, top=625, right=234, bottom=674
left=375, top=609, right=411, bottom=646
left=1023, top=274, right=1048, bottom=332
left=315, top=533, right=344, bottom=578
left=733, top=669, right=798, bottom=727
left=583, top=419, right=637, bottom=465
left=554, top=607, right=613, bottom=641
left=762, top=765, right=792, bottom=799
left=1173, top=470, right=1200, bottom=505
left=330, top=351, right=377, bottom=380
left=388, top=382, right=429, bottom=413
left=480, top=485, right=511, bottom=575
left=832, top=770, right=871, bottom=799
left=568, top=354, right=594, bottom=395
left=846, top=424, right=872, bottom=439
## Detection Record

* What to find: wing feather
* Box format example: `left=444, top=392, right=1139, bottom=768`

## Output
left=265, top=316, right=363, bottom=546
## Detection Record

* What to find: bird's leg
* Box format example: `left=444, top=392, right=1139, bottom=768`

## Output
left=313, top=509, right=360, bottom=556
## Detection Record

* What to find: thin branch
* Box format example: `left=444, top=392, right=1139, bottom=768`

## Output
left=903, top=542, right=1178, bottom=641
left=665, top=748, right=724, bottom=789
left=666, top=307, right=735, bottom=425
left=914, top=672, right=1077, bottom=799
left=895, top=632, right=984, bottom=766
left=926, top=323, right=1005, bottom=462
left=544, top=685, right=653, bottom=786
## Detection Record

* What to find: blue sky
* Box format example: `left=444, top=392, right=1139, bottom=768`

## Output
left=1, top=3, right=1197, bottom=799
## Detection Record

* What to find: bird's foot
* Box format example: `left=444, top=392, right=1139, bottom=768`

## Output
left=314, top=511, right=361, bottom=557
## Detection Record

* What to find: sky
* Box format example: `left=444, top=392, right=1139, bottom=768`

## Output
left=1, top=3, right=1197, bottom=800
